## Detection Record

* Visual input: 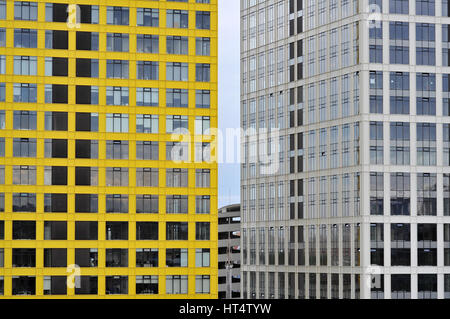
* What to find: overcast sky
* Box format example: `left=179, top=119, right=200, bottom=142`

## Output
left=218, top=0, right=240, bottom=208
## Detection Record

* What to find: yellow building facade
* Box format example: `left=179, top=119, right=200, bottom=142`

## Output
left=0, top=0, right=218, bottom=298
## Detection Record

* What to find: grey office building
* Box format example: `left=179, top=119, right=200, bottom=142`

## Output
left=241, top=0, right=450, bottom=299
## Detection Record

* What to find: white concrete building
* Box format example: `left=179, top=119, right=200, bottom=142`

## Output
left=240, top=0, right=450, bottom=299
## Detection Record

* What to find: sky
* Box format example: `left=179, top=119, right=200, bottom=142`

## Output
left=218, top=0, right=241, bottom=208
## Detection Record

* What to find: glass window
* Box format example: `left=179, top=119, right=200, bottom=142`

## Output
left=166, top=62, right=188, bottom=81
left=106, top=113, right=129, bottom=133
left=107, top=6, right=129, bottom=25
left=137, top=34, right=159, bottom=53
left=196, top=90, right=210, bottom=108
left=13, top=56, right=37, bottom=75
left=106, top=33, right=129, bottom=52
left=106, top=87, right=129, bottom=106
left=167, top=10, right=188, bottom=28
left=167, top=36, right=188, bottom=55
left=137, top=8, right=159, bottom=27
left=14, top=1, right=38, bottom=21
left=416, top=0, right=435, bottom=16
left=166, top=89, right=188, bottom=108
left=14, top=29, right=37, bottom=48
left=136, top=114, right=158, bottom=133
left=137, top=61, right=158, bottom=80
left=106, top=60, right=129, bottom=79
left=196, top=37, right=210, bottom=56
left=166, top=275, right=188, bottom=294
left=196, top=11, right=210, bottom=30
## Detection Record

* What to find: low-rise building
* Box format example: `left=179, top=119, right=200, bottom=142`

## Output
left=218, top=204, right=241, bottom=299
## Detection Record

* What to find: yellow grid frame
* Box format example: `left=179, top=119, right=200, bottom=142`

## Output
left=0, top=0, right=218, bottom=299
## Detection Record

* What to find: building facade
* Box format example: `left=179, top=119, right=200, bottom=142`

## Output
left=241, top=0, right=450, bottom=299
left=0, top=0, right=218, bottom=298
left=218, top=204, right=241, bottom=299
